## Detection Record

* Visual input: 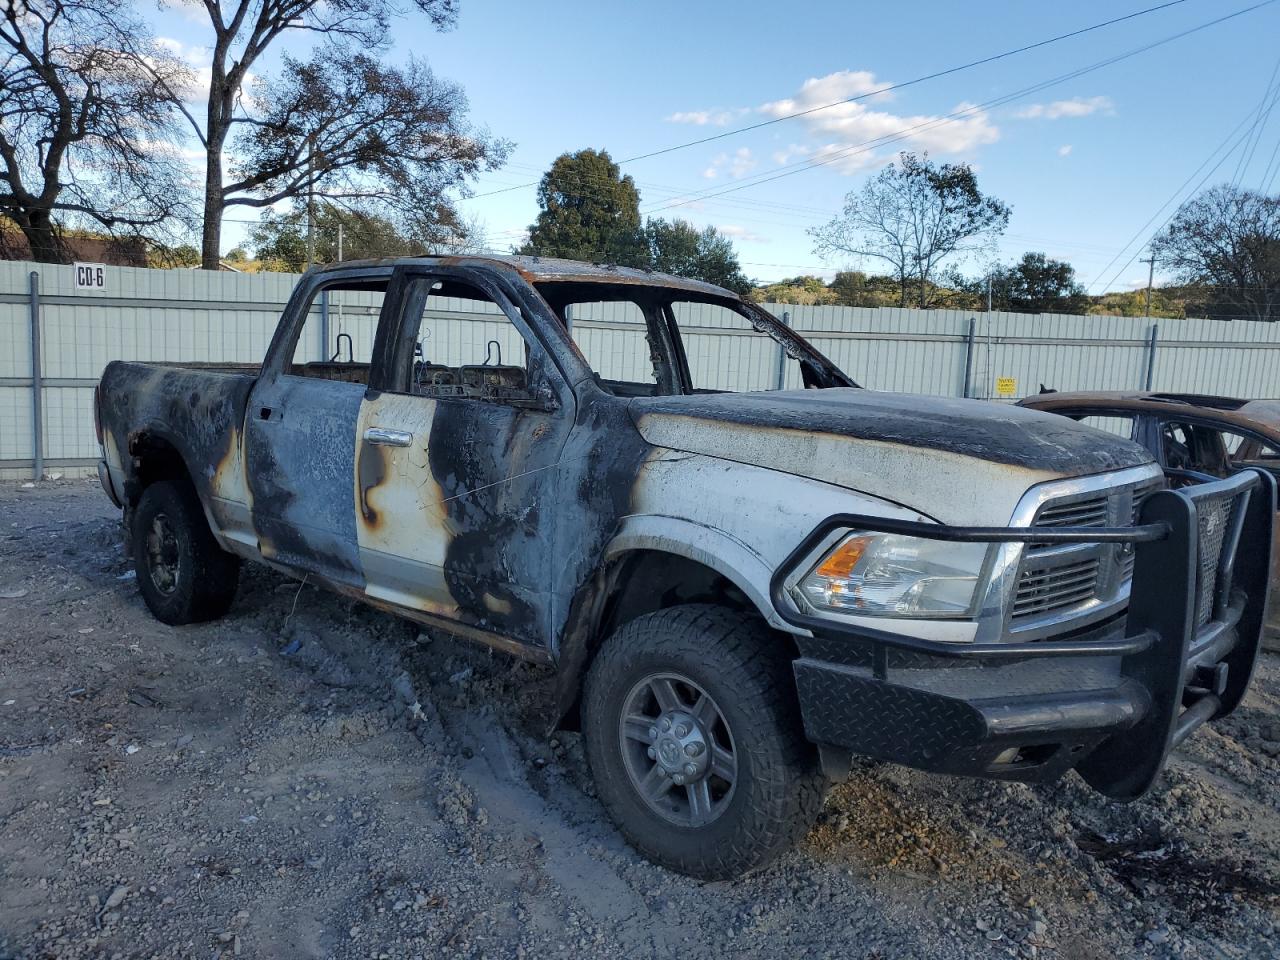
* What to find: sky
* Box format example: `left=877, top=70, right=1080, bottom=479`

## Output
left=145, top=0, right=1280, bottom=291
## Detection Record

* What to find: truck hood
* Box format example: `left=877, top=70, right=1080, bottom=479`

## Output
left=631, top=389, right=1155, bottom=526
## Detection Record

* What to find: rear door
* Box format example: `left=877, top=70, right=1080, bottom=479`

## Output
left=354, top=266, right=575, bottom=649
left=243, top=269, right=392, bottom=586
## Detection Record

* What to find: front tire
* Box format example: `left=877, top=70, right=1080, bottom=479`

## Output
left=583, top=604, right=825, bottom=879
left=130, top=480, right=240, bottom=625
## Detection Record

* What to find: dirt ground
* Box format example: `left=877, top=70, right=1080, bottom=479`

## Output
left=2, top=480, right=1279, bottom=960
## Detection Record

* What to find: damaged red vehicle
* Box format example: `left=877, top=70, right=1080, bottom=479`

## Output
left=95, top=258, right=1276, bottom=878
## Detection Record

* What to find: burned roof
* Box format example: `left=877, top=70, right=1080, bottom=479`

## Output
left=312, top=254, right=737, bottom=298
left=1020, top=390, right=1280, bottom=440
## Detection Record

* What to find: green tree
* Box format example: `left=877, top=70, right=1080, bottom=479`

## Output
left=250, top=202, right=436, bottom=272
left=827, top=270, right=912, bottom=307
left=810, top=151, right=1011, bottom=308
left=752, top=275, right=837, bottom=305
left=1151, top=184, right=1280, bottom=321
left=148, top=243, right=201, bottom=268
left=520, top=149, right=646, bottom=266
left=990, top=252, right=1090, bottom=314
left=643, top=218, right=751, bottom=294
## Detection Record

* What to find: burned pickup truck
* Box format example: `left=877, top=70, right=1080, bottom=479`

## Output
left=95, top=256, right=1275, bottom=879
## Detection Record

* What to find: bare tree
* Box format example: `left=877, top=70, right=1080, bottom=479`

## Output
left=229, top=50, right=506, bottom=262
left=155, top=0, right=478, bottom=269
left=0, top=0, right=191, bottom=262
left=810, top=152, right=1010, bottom=307
left=1151, top=184, right=1280, bottom=321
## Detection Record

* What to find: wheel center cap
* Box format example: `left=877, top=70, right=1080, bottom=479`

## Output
left=653, top=709, right=709, bottom=780
left=658, top=738, right=682, bottom=767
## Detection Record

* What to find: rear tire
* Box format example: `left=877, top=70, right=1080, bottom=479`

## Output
left=583, top=604, right=825, bottom=879
left=131, top=480, right=240, bottom=625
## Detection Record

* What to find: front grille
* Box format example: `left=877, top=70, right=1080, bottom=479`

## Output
left=1013, top=556, right=1101, bottom=618
left=1036, top=496, right=1109, bottom=527
left=1010, top=476, right=1163, bottom=628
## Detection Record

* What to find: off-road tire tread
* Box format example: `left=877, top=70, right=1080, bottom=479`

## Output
left=583, top=603, right=826, bottom=879
left=131, top=480, right=240, bottom=625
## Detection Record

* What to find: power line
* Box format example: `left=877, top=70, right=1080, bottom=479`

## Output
left=1230, top=53, right=1280, bottom=188
left=639, top=2, right=1277, bottom=218
left=1089, top=103, right=1268, bottom=294
left=467, top=0, right=1199, bottom=201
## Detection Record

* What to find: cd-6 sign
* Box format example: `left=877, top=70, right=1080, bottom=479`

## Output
left=74, top=262, right=107, bottom=290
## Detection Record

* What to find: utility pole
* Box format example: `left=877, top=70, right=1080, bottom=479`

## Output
left=1140, top=256, right=1156, bottom=317
left=986, top=273, right=993, bottom=312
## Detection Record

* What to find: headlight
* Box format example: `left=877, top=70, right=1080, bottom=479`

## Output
left=796, top=532, right=989, bottom=618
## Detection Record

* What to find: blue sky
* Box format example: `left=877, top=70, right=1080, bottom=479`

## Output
left=148, top=0, right=1280, bottom=290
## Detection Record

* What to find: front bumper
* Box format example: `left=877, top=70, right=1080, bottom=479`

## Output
left=774, top=470, right=1277, bottom=799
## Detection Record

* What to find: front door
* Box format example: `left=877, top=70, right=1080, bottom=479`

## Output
left=354, top=267, right=574, bottom=648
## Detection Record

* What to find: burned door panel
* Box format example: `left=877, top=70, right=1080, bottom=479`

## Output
left=354, top=390, right=570, bottom=645
left=355, top=393, right=456, bottom=616
left=243, top=374, right=366, bottom=585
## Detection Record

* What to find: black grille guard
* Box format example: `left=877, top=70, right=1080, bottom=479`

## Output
left=769, top=469, right=1277, bottom=799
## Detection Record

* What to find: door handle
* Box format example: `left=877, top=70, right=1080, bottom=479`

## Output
left=364, top=426, right=413, bottom=447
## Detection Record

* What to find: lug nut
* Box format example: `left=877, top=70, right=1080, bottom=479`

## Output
left=684, top=742, right=704, bottom=757
left=674, top=724, right=689, bottom=738
left=647, top=747, right=656, bottom=760
left=672, top=775, right=684, bottom=785
left=648, top=726, right=658, bottom=740
left=684, top=763, right=697, bottom=776
left=661, top=717, right=672, bottom=732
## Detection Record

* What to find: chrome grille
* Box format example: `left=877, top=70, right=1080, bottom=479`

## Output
left=1035, top=496, right=1109, bottom=527
left=1012, top=557, right=1101, bottom=618
left=1011, top=476, right=1163, bottom=628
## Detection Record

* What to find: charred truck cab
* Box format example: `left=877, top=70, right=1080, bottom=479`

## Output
left=95, top=256, right=1276, bottom=880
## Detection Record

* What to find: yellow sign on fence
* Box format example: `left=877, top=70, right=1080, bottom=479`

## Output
left=995, top=377, right=1017, bottom=398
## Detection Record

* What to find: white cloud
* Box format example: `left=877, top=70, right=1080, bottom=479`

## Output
left=666, top=108, right=749, bottom=126
left=158, top=0, right=213, bottom=24
left=702, top=147, right=757, bottom=180
left=679, top=69, right=998, bottom=183
left=716, top=224, right=767, bottom=243
left=1058, top=144, right=1073, bottom=157
left=756, top=71, right=998, bottom=173
left=1016, top=96, right=1114, bottom=120
left=153, top=36, right=214, bottom=103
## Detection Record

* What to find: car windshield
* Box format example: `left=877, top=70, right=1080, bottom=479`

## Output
left=533, top=282, right=856, bottom=397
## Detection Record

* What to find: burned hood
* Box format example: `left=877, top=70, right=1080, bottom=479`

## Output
left=631, top=389, right=1156, bottom=526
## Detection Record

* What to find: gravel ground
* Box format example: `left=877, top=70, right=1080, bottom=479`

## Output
left=1, top=480, right=1278, bottom=960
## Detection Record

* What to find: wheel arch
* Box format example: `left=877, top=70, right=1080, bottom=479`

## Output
left=552, top=516, right=801, bottom=729
left=122, top=422, right=201, bottom=506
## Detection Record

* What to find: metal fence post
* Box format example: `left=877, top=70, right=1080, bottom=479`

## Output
left=320, top=288, right=330, bottom=361
left=962, top=317, right=977, bottom=398
left=1144, top=323, right=1159, bottom=390
left=28, top=270, right=43, bottom=481
left=775, top=310, right=790, bottom=390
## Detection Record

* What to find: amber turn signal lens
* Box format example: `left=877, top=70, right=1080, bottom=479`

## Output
left=814, top=536, right=872, bottom=579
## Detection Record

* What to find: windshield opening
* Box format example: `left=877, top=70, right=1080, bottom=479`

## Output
left=533, top=282, right=856, bottom=397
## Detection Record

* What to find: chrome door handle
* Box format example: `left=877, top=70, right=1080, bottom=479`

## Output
left=364, top=427, right=412, bottom=447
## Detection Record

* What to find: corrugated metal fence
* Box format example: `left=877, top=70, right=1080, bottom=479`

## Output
left=3, top=259, right=1280, bottom=480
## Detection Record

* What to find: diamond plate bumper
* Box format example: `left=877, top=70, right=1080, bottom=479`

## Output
left=774, top=470, right=1277, bottom=798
